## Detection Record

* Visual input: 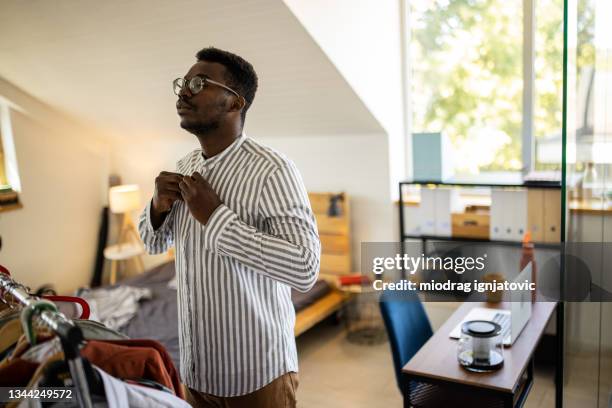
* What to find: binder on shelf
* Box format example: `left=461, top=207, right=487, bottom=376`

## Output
left=402, top=204, right=422, bottom=236
left=490, top=189, right=505, bottom=240
left=434, top=188, right=459, bottom=237
left=543, top=189, right=562, bottom=242
left=419, top=188, right=437, bottom=235
left=507, top=190, right=528, bottom=241
left=490, top=189, right=527, bottom=242
left=500, top=190, right=514, bottom=240
left=527, top=189, right=545, bottom=242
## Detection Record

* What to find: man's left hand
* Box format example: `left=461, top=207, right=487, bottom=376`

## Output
left=179, top=172, right=222, bottom=225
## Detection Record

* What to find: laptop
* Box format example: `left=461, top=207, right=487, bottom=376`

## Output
left=449, top=263, right=532, bottom=346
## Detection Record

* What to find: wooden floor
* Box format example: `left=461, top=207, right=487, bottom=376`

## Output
left=296, top=319, right=402, bottom=407
left=296, top=319, right=572, bottom=408
left=554, top=351, right=612, bottom=408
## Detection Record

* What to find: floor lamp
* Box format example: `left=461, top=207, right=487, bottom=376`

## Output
left=106, top=184, right=144, bottom=283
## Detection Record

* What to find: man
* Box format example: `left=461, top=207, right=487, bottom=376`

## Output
left=138, top=47, right=320, bottom=407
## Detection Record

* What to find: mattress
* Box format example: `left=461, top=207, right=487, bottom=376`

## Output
left=112, top=261, right=331, bottom=370
left=291, top=280, right=331, bottom=311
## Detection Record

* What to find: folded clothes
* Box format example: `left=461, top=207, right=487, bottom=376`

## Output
left=76, top=286, right=152, bottom=330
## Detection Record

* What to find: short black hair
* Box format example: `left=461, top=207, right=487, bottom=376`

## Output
left=196, top=47, right=258, bottom=125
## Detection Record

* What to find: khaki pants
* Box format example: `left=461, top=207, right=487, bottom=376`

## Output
left=184, top=372, right=298, bottom=408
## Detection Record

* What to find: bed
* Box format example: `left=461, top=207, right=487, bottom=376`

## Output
left=97, top=192, right=353, bottom=369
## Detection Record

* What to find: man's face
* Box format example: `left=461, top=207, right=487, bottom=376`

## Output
left=176, top=61, right=234, bottom=134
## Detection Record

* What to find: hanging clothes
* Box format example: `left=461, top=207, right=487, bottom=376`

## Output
left=0, top=308, right=19, bottom=327
left=0, top=271, right=188, bottom=406
left=0, top=318, right=22, bottom=354
left=75, top=319, right=129, bottom=341
left=94, top=366, right=190, bottom=408
left=81, top=339, right=183, bottom=398
left=97, top=339, right=183, bottom=398
left=0, top=358, right=39, bottom=386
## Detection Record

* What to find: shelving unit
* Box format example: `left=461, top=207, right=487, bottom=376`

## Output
left=398, top=179, right=562, bottom=248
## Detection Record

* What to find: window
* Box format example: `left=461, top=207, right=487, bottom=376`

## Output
left=0, top=141, right=8, bottom=189
left=533, top=1, right=597, bottom=169
left=533, top=0, right=564, bottom=169
left=0, top=100, right=22, bottom=209
left=408, top=0, right=564, bottom=176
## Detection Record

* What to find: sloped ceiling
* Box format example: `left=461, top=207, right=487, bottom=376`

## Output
left=0, top=0, right=383, bottom=142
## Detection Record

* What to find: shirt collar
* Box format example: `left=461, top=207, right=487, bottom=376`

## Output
left=199, top=133, right=246, bottom=169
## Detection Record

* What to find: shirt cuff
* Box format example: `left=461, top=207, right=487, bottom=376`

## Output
left=144, top=199, right=173, bottom=235
left=203, top=204, right=237, bottom=252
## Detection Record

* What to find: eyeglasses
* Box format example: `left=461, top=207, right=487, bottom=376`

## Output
left=173, top=75, right=241, bottom=98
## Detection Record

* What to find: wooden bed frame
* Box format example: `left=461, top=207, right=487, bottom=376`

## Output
left=294, top=192, right=352, bottom=336
left=166, top=192, right=352, bottom=337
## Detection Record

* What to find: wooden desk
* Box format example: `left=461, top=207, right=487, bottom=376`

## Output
left=402, top=301, right=557, bottom=407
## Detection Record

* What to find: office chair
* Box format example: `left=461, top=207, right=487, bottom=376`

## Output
left=379, top=290, right=433, bottom=407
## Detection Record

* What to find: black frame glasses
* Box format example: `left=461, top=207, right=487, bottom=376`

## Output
left=173, top=75, right=241, bottom=98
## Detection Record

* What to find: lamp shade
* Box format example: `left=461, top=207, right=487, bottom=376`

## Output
left=109, top=184, right=141, bottom=214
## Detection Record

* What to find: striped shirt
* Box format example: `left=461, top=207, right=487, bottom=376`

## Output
left=138, top=134, right=320, bottom=397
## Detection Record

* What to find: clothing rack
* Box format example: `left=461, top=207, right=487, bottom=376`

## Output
left=0, top=270, right=93, bottom=408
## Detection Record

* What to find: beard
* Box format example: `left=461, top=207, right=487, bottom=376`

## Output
left=180, top=116, right=221, bottom=135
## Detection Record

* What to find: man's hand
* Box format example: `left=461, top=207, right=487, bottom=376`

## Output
left=152, top=171, right=183, bottom=214
left=179, top=172, right=222, bottom=225
left=149, top=171, right=183, bottom=230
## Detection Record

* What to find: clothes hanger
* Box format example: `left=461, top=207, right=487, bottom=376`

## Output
left=0, top=265, right=95, bottom=407
left=43, top=296, right=91, bottom=320
left=0, top=264, right=10, bottom=276
left=20, top=299, right=58, bottom=346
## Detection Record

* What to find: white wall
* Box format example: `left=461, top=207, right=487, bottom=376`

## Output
left=282, top=0, right=407, bottom=196
left=109, top=136, right=197, bottom=270
left=255, top=133, right=395, bottom=271
left=0, top=78, right=111, bottom=293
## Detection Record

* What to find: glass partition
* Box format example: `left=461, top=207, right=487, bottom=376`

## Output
left=563, top=0, right=612, bottom=406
